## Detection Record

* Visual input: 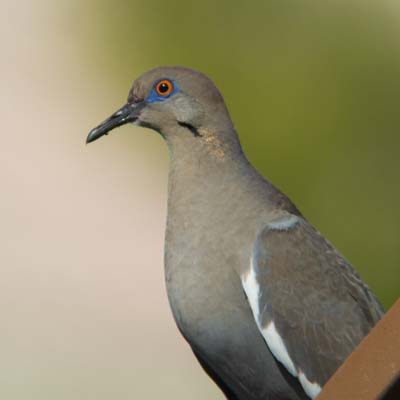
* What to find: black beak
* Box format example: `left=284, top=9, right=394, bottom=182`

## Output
left=86, top=102, right=145, bottom=144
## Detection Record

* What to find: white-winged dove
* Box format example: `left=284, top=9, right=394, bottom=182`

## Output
left=87, top=67, right=383, bottom=400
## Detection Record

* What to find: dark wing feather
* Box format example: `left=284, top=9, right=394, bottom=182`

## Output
left=253, top=216, right=383, bottom=386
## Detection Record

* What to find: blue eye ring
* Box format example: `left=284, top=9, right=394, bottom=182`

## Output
left=146, top=78, right=179, bottom=103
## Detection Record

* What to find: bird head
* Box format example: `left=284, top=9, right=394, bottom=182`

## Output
left=86, top=67, right=238, bottom=156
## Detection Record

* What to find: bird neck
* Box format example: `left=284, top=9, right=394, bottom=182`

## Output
left=166, top=121, right=243, bottom=161
left=165, top=128, right=302, bottom=230
left=165, top=130, right=252, bottom=225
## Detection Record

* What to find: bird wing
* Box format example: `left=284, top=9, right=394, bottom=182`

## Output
left=241, top=214, right=383, bottom=399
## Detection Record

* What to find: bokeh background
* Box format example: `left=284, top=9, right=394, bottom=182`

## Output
left=1, top=0, right=399, bottom=399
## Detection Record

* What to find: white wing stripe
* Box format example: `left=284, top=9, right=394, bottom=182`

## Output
left=241, top=257, right=322, bottom=399
left=241, top=257, right=261, bottom=320
left=299, top=371, right=322, bottom=399
left=262, top=321, right=297, bottom=376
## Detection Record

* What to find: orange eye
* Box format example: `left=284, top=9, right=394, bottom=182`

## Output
left=155, top=79, right=173, bottom=96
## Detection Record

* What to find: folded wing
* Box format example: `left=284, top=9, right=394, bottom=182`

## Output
left=241, top=215, right=383, bottom=399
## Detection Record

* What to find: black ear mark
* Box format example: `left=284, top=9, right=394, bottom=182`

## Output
left=178, top=121, right=201, bottom=137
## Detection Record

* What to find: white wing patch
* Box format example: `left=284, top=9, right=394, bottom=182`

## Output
left=241, top=254, right=322, bottom=399
left=299, top=371, right=322, bottom=399
left=263, top=321, right=297, bottom=377
left=241, top=257, right=261, bottom=319
left=268, top=214, right=300, bottom=231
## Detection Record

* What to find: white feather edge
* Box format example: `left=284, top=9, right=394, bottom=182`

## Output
left=241, top=255, right=321, bottom=399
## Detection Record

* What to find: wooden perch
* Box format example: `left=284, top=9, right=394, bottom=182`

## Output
left=317, top=299, right=400, bottom=399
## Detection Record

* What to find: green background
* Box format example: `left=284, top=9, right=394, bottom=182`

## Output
left=83, top=0, right=399, bottom=306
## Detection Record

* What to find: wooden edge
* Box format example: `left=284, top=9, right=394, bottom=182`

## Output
left=317, top=298, right=400, bottom=400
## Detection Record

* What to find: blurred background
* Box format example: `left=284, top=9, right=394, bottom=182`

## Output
left=1, top=0, right=399, bottom=398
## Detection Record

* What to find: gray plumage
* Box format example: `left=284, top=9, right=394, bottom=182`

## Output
left=87, top=66, right=384, bottom=400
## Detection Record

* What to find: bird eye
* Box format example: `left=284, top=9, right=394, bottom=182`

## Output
left=155, top=79, right=173, bottom=96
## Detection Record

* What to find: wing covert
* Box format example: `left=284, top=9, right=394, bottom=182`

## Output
left=241, top=214, right=383, bottom=399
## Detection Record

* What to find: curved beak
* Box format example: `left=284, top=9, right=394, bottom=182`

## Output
left=86, top=102, right=145, bottom=144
